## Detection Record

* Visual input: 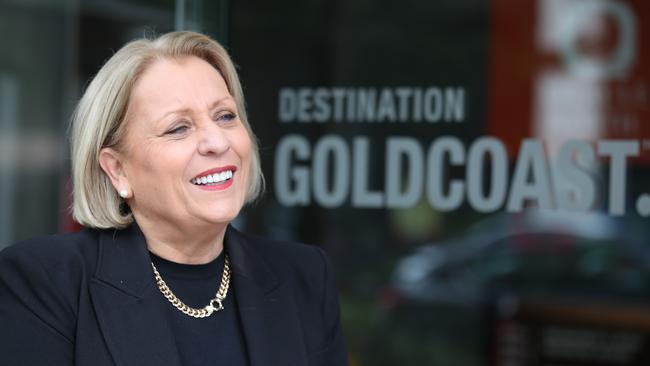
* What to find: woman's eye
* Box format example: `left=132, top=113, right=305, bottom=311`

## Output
left=216, top=112, right=237, bottom=123
left=166, top=125, right=189, bottom=135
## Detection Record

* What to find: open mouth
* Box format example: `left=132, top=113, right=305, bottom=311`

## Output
left=190, top=167, right=236, bottom=186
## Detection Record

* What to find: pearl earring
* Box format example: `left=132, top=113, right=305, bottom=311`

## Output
left=119, top=189, right=129, bottom=198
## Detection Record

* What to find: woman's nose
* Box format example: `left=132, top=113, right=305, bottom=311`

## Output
left=197, top=122, right=230, bottom=156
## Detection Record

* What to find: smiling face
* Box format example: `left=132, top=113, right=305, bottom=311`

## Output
left=101, top=56, right=252, bottom=232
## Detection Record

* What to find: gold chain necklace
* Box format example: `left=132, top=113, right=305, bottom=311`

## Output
left=151, top=254, right=231, bottom=318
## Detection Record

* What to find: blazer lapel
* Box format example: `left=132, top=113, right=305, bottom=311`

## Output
left=89, top=224, right=182, bottom=366
left=226, top=227, right=310, bottom=366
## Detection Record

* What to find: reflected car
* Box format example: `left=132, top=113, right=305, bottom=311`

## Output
left=388, top=211, right=650, bottom=308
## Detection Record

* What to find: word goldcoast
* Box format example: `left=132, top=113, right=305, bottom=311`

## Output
left=278, top=87, right=465, bottom=123
left=274, top=135, right=640, bottom=215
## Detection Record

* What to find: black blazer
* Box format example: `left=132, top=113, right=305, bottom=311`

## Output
left=0, top=224, right=348, bottom=366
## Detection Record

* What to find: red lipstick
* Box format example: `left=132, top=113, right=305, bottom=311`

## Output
left=191, top=165, right=237, bottom=191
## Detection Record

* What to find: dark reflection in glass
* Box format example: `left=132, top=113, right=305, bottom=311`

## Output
left=231, top=0, right=650, bottom=364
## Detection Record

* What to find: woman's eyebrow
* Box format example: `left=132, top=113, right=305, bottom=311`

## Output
left=209, top=96, right=236, bottom=109
left=155, top=96, right=235, bottom=124
left=155, top=107, right=191, bottom=124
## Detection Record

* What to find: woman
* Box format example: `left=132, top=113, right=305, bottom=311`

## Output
left=0, top=31, right=347, bottom=366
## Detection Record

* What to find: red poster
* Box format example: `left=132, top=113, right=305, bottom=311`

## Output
left=488, top=0, right=650, bottom=162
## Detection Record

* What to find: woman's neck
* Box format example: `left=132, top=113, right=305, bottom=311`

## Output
left=134, top=217, right=227, bottom=265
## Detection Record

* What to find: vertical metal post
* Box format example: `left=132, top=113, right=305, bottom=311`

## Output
left=175, top=0, right=186, bottom=30
left=0, top=74, right=18, bottom=249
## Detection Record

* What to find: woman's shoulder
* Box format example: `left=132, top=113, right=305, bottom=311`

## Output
left=233, top=228, right=335, bottom=286
left=236, top=229, right=328, bottom=266
left=0, top=228, right=101, bottom=277
left=0, top=229, right=103, bottom=348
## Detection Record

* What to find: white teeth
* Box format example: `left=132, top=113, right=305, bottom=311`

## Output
left=191, top=170, right=234, bottom=185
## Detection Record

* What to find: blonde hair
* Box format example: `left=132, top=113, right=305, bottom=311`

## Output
left=70, top=31, right=264, bottom=229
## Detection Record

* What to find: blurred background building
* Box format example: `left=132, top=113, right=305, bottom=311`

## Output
left=1, top=0, right=649, bottom=365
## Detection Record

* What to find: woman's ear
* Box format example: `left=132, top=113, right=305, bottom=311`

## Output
left=99, top=147, right=130, bottom=194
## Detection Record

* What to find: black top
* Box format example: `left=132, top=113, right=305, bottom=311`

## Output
left=149, top=250, right=250, bottom=366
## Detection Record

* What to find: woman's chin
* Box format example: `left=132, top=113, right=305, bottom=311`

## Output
left=195, top=207, right=242, bottom=226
